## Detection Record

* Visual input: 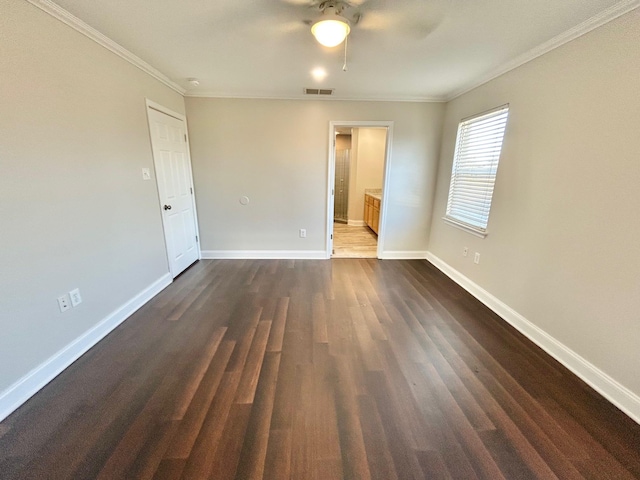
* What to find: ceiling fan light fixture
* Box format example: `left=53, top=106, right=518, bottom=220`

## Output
left=311, top=10, right=350, bottom=47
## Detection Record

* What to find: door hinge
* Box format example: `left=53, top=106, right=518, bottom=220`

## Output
left=332, top=189, right=334, bottom=195
left=190, top=187, right=193, bottom=194
left=196, top=235, right=198, bottom=242
left=330, top=234, right=333, bottom=239
left=184, top=134, right=187, bottom=142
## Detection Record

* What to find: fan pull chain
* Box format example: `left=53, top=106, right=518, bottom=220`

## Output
left=343, top=35, right=348, bottom=72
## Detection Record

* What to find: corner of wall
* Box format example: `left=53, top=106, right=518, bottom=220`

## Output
left=425, top=252, right=640, bottom=425
left=0, top=274, right=172, bottom=422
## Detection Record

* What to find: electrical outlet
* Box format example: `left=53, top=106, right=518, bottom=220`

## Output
left=57, top=294, right=71, bottom=313
left=69, top=288, right=82, bottom=307
left=474, top=252, right=481, bottom=264
left=463, top=247, right=468, bottom=257
left=299, top=229, right=307, bottom=238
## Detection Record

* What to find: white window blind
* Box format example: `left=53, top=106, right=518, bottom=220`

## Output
left=445, top=105, right=509, bottom=234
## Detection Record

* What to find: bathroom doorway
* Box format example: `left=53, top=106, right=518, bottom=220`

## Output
left=327, top=121, right=393, bottom=259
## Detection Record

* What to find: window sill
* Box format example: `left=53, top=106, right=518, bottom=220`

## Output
left=442, top=217, right=488, bottom=238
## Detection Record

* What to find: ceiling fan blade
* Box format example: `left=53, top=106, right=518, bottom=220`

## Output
left=278, top=0, right=317, bottom=6
left=226, top=1, right=318, bottom=38
left=356, top=0, right=446, bottom=39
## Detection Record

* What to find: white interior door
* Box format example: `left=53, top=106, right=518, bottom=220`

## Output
left=147, top=105, right=199, bottom=277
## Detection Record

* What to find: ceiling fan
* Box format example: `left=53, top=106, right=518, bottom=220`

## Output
left=280, top=0, right=443, bottom=47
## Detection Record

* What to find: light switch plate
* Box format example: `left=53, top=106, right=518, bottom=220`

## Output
left=142, top=168, right=151, bottom=180
left=69, top=288, right=82, bottom=307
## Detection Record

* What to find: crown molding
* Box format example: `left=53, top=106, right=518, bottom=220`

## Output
left=445, top=0, right=640, bottom=101
left=184, top=92, right=446, bottom=103
left=26, top=0, right=186, bottom=95
left=26, top=0, right=638, bottom=105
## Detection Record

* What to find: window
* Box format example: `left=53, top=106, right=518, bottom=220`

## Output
left=444, top=105, right=509, bottom=237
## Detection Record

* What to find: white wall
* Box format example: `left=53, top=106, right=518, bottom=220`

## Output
left=185, top=98, right=445, bottom=256
left=348, top=128, right=386, bottom=223
left=0, top=0, right=184, bottom=411
left=428, top=9, right=640, bottom=417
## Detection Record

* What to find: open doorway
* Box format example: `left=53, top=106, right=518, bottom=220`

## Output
left=327, top=121, right=393, bottom=259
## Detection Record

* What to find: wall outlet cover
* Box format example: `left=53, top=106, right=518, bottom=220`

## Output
left=57, top=294, right=71, bottom=313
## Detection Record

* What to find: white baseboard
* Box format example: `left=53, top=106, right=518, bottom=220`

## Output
left=201, top=250, right=328, bottom=260
left=425, top=252, right=640, bottom=425
left=0, top=273, right=172, bottom=422
left=347, top=220, right=366, bottom=227
left=379, top=251, right=428, bottom=260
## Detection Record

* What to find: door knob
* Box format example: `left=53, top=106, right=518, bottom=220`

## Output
left=164, top=205, right=172, bottom=210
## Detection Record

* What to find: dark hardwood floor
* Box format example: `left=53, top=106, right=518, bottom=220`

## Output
left=1, top=259, right=639, bottom=479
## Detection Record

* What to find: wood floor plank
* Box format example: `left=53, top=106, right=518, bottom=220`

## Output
left=128, top=420, right=180, bottom=480
left=266, top=297, right=290, bottom=353
left=235, top=320, right=272, bottom=404
left=312, top=291, right=329, bottom=344
left=262, top=429, right=292, bottom=480
left=312, top=344, right=344, bottom=479
left=289, top=363, right=317, bottom=479
left=206, top=403, right=253, bottom=480
left=415, top=450, right=452, bottom=480
left=332, top=355, right=372, bottom=480
left=164, top=340, right=236, bottom=460
left=234, top=352, right=282, bottom=480
left=153, top=459, right=186, bottom=480
left=357, top=394, right=399, bottom=480
left=178, top=370, right=242, bottom=479
left=172, top=326, right=227, bottom=420
left=1, top=259, right=639, bottom=479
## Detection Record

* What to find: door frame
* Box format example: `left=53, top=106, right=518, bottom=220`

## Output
left=326, top=121, right=394, bottom=259
left=145, top=99, right=202, bottom=276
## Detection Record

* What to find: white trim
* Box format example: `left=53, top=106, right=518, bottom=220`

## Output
left=145, top=99, right=188, bottom=122
left=442, top=217, right=488, bottom=238
left=201, top=250, right=327, bottom=260
left=0, top=273, right=172, bottom=423
left=446, top=0, right=640, bottom=101
left=26, top=0, right=186, bottom=95
left=185, top=92, right=446, bottom=103
left=347, top=220, right=367, bottom=227
left=379, top=251, right=428, bottom=260
left=25, top=0, right=637, bottom=104
left=327, top=126, right=337, bottom=260
left=425, top=252, right=640, bottom=425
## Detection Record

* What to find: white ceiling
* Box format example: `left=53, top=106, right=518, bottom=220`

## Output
left=46, top=0, right=632, bottom=101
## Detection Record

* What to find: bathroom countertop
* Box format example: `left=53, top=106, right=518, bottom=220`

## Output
left=365, top=189, right=382, bottom=201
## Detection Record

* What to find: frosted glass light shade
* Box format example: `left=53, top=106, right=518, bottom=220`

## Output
left=311, top=17, right=350, bottom=47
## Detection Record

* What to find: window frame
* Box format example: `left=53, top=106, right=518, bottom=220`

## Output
left=443, top=104, right=509, bottom=238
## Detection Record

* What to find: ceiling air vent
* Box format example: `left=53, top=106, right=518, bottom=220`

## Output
left=304, top=88, right=334, bottom=96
